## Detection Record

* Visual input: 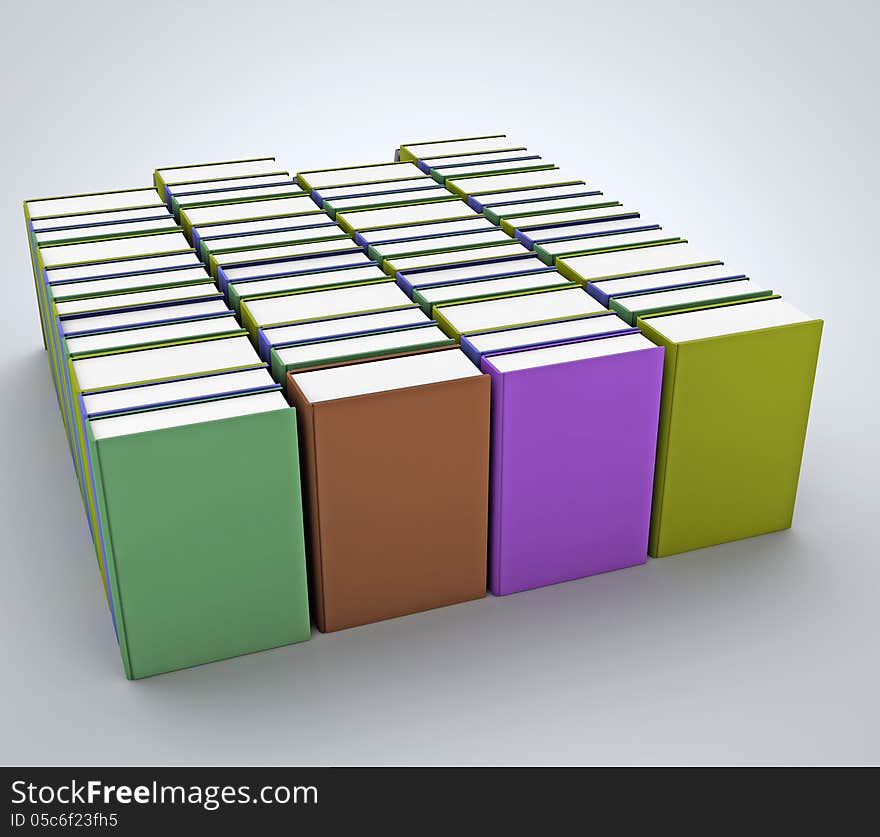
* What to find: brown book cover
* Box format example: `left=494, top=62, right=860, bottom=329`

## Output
left=287, top=354, right=490, bottom=632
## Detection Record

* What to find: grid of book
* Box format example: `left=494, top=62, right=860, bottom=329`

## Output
left=24, top=136, right=822, bottom=678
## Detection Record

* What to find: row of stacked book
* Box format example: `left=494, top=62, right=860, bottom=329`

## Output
left=24, top=135, right=823, bottom=679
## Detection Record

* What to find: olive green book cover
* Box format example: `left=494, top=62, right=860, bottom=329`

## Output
left=639, top=301, right=823, bottom=557
left=87, top=405, right=311, bottom=679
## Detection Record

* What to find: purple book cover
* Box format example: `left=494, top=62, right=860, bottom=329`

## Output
left=481, top=339, right=664, bottom=595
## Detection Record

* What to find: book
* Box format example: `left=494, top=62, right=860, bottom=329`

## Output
left=171, top=181, right=306, bottom=221
left=557, top=242, right=721, bottom=285
left=312, top=177, right=442, bottom=209
left=48, top=266, right=213, bottom=302
left=82, top=366, right=277, bottom=416
left=514, top=208, right=642, bottom=245
left=154, top=157, right=283, bottom=203
left=610, top=278, right=772, bottom=325
left=482, top=189, right=609, bottom=220
left=217, top=251, right=376, bottom=298
left=637, top=297, right=822, bottom=557
left=57, top=299, right=239, bottom=508
left=368, top=228, right=514, bottom=266
left=37, top=231, right=193, bottom=270
left=433, top=286, right=607, bottom=339
left=165, top=172, right=295, bottom=203
left=321, top=187, right=451, bottom=221
left=270, top=324, right=455, bottom=381
left=240, top=282, right=413, bottom=338
left=286, top=349, right=490, bottom=631
left=24, top=187, right=163, bottom=224
left=194, top=216, right=338, bottom=258
left=587, top=264, right=748, bottom=307
left=45, top=268, right=225, bottom=436
left=81, top=364, right=273, bottom=622
left=179, top=194, right=323, bottom=241
left=259, top=305, right=430, bottom=357
left=44, top=252, right=202, bottom=285
left=354, top=216, right=497, bottom=251
left=335, top=199, right=481, bottom=235
left=297, top=161, right=426, bottom=193
left=446, top=168, right=583, bottom=199
left=86, top=390, right=310, bottom=678
left=203, top=226, right=348, bottom=277
left=397, top=254, right=551, bottom=295
left=65, top=313, right=241, bottom=357
left=413, top=272, right=572, bottom=314
left=398, top=134, right=522, bottom=163
left=417, top=147, right=532, bottom=172
left=460, top=312, right=634, bottom=364
left=36, top=236, right=199, bottom=355
left=385, top=241, right=531, bottom=277
left=68, top=334, right=263, bottom=600
left=227, top=265, right=389, bottom=314
left=210, top=236, right=362, bottom=281
left=33, top=214, right=179, bottom=248
left=481, top=332, right=663, bottom=593
left=257, top=305, right=430, bottom=362
left=534, top=229, right=683, bottom=265
left=60, top=298, right=232, bottom=338
left=428, top=155, right=549, bottom=184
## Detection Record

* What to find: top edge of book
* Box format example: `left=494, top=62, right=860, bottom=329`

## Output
left=263, top=306, right=428, bottom=342
left=72, top=334, right=261, bottom=390
left=400, top=136, right=514, bottom=157
left=486, top=332, right=656, bottom=373
left=155, top=157, right=277, bottom=175
left=90, top=390, right=289, bottom=440
left=25, top=188, right=164, bottom=219
left=422, top=149, right=532, bottom=165
left=448, top=169, right=583, bottom=193
left=466, top=312, right=629, bottom=351
left=641, top=297, right=819, bottom=343
left=298, top=162, right=426, bottom=189
left=160, top=161, right=286, bottom=187
left=167, top=173, right=294, bottom=196
left=291, top=347, right=481, bottom=403
left=83, top=367, right=276, bottom=416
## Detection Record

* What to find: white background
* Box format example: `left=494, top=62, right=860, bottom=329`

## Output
left=1, top=0, right=878, bottom=765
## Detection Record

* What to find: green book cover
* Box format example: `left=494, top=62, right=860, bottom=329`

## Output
left=638, top=298, right=823, bottom=558
left=87, top=402, right=311, bottom=678
left=67, top=333, right=258, bottom=596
